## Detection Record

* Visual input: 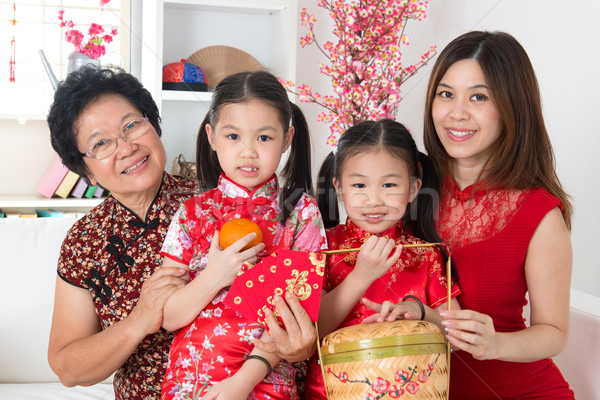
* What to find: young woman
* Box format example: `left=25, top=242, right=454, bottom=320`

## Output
left=424, top=31, right=574, bottom=399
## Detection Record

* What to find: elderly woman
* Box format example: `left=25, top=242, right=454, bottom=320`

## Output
left=46, top=66, right=317, bottom=400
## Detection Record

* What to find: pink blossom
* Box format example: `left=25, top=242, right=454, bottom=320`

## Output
left=58, top=8, right=119, bottom=59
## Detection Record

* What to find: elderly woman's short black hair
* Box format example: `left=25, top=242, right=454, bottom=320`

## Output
left=47, top=66, right=161, bottom=180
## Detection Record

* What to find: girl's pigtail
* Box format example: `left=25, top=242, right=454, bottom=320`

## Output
left=196, top=113, right=221, bottom=191
left=279, top=102, right=313, bottom=223
left=413, top=152, right=452, bottom=270
left=316, top=152, right=339, bottom=229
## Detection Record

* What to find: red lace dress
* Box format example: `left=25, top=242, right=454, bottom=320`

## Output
left=160, top=174, right=327, bottom=400
left=438, top=179, right=574, bottom=399
left=303, top=219, right=460, bottom=399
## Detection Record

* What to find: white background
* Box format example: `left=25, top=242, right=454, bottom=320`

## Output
left=296, top=0, right=600, bottom=301
left=1, top=0, right=598, bottom=302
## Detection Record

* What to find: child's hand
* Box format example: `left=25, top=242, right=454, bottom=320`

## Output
left=204, top=230, right=265, bottom=289
left=201, top=376, right=253, bottom=400
left=360, top=297, right=421, bottom=323
left=354, top=236, right=402, bottom=284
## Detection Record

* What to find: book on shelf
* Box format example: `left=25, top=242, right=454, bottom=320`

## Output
left=84, top=184, right=97, bottom=198
left=94, top=185, right=110, bottom=198
left=35, top=154, right=70, bottom=198
left=54, top=170, right=80, bottom=199
left=35, top=209, right=64, bottom=218
left=70, top=177, right=89, bottom=199
left=19, top=212, right=38, bottom=218
left=93, top=185, right=106, bottom=198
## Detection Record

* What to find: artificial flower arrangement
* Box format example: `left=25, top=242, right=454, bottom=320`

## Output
left=281, top=0, right=436, bottom=147
left=58, top=0, right=118, bottom=59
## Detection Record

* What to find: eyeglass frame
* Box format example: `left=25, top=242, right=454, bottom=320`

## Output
left=80, top=115, right=150, bottom=160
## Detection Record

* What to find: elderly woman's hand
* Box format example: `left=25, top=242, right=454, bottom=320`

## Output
left=252, top=292, right=317, bottom=362
left=129, top=266, right=189, bottom=336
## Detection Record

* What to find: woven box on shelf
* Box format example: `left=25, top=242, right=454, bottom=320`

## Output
left=171, top=154, right=197, bottom=181
left=319, top=320, right=448, bottom=399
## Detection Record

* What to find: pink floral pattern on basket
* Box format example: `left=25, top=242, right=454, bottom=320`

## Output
left=327, top=354, right=440, bottom=399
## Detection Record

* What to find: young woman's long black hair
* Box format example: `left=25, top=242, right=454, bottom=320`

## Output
left=316, top=119, right=448, bottom=262
left=196, top=70, right=313, bottom=224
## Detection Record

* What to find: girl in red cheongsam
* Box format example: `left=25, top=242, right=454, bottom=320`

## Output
left=159, top=71, right=326, bottom=400
left=304, top=119, right=461, bottom=399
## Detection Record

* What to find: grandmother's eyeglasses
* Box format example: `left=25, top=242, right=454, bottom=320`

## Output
left=81, top=116, right=150, bottom=160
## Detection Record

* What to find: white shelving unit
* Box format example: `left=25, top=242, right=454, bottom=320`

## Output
left=0, top=195, right=103, bottom=213
left=140, top=0, right=298, bottom=164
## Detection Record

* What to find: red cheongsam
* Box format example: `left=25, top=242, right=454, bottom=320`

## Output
left=304, top=219, right=460, bottom=399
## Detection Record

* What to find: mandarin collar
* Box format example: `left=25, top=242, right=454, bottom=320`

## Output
left=345, top=218, right=404, bottom=241
left=217, top=173, right=279, bottom=200
left=447, top=176, right=490, bottom=202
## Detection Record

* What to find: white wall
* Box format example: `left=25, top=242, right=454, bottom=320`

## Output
left=0, top=119, right=55, bottom=196
left=2, top=0, right=597, bottom=301
left=296, top=0, right=600, bottom=300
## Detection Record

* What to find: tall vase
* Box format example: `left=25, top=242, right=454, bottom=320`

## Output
left=66, top=51, right=100, bottom=74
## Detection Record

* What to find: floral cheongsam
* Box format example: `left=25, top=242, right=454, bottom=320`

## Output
left=57, top=173, right=198, bottom=400
left=160, top=174, right=326, bottom=400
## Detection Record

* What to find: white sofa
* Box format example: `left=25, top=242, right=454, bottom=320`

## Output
left=1, top=217, right=598, bottom=399
left=0, top=217, right=114, bottom=399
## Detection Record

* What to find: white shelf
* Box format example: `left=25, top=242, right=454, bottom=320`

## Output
left=0, top=113, right=47, bottom=123
left=141, top=0, right=298, bottom=164
left=163, top=0, right=289, bottom=12
left=162, top=90, right=212, bottom=102
left=0, top=195, right=103, bottom=211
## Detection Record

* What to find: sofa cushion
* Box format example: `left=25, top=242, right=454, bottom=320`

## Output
left=0, top=382, right=114, bottom=399
left=0, top=217, right=80, bottom=383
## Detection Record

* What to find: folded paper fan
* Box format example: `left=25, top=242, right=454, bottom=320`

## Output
left=224, top=250, right=326, bottom=329
left=187, top=45, right=264, bottom=89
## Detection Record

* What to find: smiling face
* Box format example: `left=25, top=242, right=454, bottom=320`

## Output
left=75, top=94, right=166, bottom=207
left=333, top=149, right=421, bottom=235
left=206, top=99, right=294, bottom=191
left=432, top=58, right=504, bottom=172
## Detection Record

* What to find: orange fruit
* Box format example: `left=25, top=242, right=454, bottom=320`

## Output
left=219, top=218, right=263, bottom=251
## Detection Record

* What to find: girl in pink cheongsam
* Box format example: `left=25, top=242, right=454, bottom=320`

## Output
left=159, top=71, right=326, bottom=400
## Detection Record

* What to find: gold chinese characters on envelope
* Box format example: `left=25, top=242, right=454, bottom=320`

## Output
left=224, top=250, right=326, bottom=329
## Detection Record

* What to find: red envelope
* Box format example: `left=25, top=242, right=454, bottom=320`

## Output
left=226, top=260, right=261, bottom=319
left=270, top=250, right=326, bottom=322
left=224, top=250, right=326, bottom=329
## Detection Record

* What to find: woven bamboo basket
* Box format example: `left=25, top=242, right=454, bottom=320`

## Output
left=320, top=320, right=448, bottom=399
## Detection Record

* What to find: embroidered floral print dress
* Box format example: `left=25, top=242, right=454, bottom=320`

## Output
left=160, top=174, right=326, bottom=400
left=57, top=173, right=198, bottom=400
left=304, top=219, right=460, bottom=399
left=438, top=179, right=574, bottom=400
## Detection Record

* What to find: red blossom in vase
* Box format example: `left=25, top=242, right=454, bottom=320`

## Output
left=281, top=0, right=437, bottom=147
left=58, top=1, right=118, bottom=59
